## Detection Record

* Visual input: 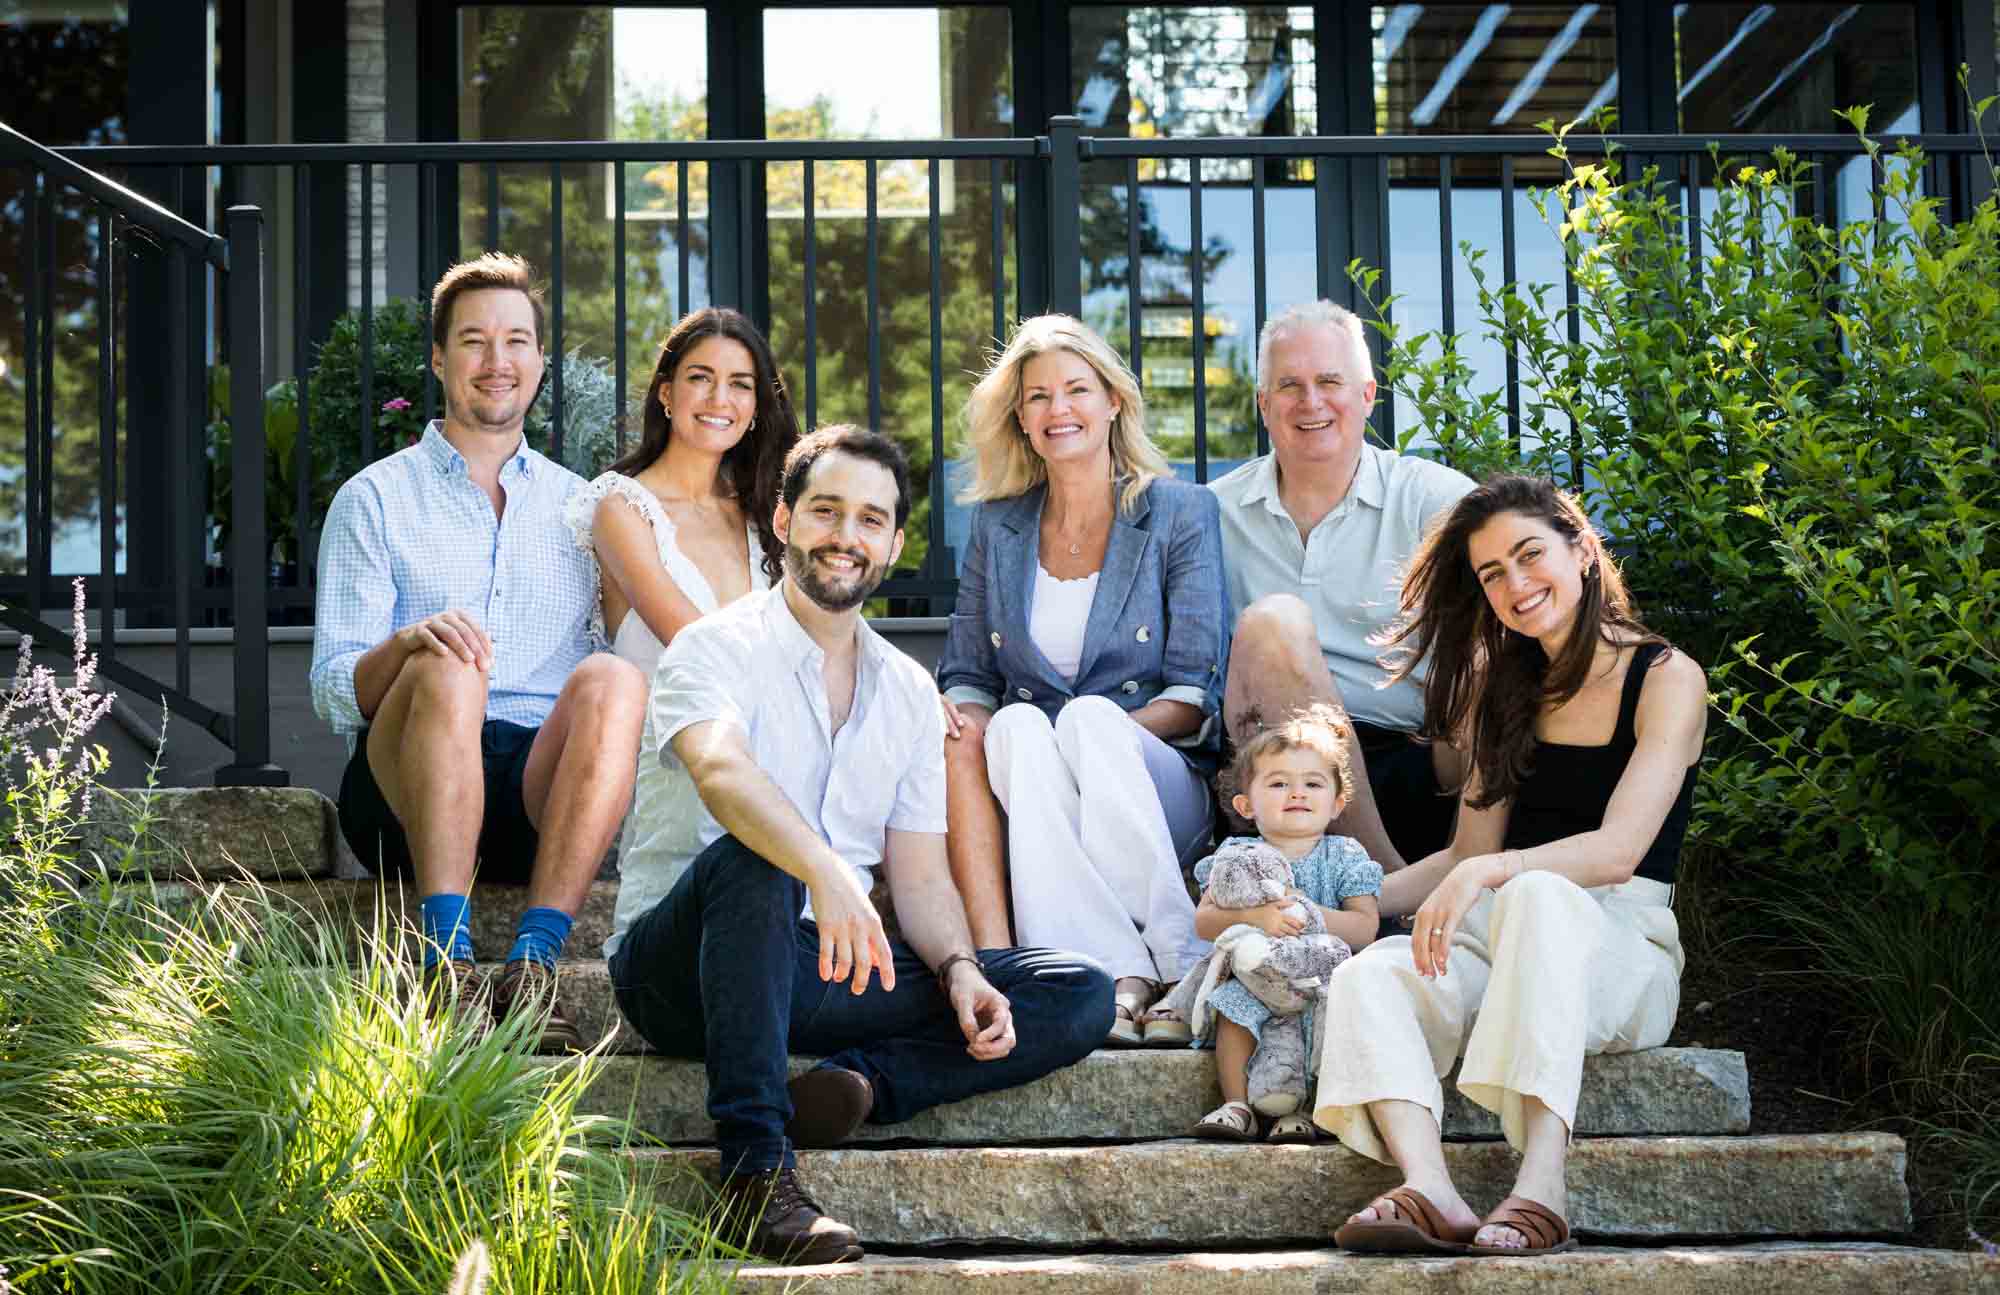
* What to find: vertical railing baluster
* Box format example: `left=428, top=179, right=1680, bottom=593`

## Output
left=22, top=169, right=43, bottom=623
left=169, top=242, right=192, bottom=693
left=1313, top=154, right=1337, bottom=302
left=38, top=175, right=58, bottom=611
left=614, top=155, right=627, bottom=455
left=676, top=159, right=690, bottom=316
left=1563, top=189, right=1583, bottom=491
left=1375, top=153, right=1394, bottom=447
left=1189, top=157, right=1208, bottom=483
left=989, top=158, right=1005, bottom=346
left=97, top=208, right=119, bottom=662
left=1501, top=154, right=1521, bottom=450
left=422, top=161, right=438, bottom=424
left=485, top=161, right=500, bottom=251
left=1869, top=146, right=1885, bottom=257
left=1438, top=154, right=1456, bottom=340
left=1252, top=157, right=1267, bottom=457
left=1046, top=117, right=1082, bottom=316
left=1125, top=158, right=1141, bottom=383
left=550, top=160, right=565, bottom=463
left=293, top=163, right=313, bottom=592
left=1687, top=154, right=1704, bottom=294
left=221, top=204, right=278, bottom=783
left=866, top=157, right=880, bottom=433
left=927, top=158, right=945, bottom=594
left=360, top=161, right=374, bottom=464
left=804, top=159, right=818, bottom=431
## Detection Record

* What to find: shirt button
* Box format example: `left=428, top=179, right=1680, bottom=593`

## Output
left=1016, top=687, right=1032, bottom=701
left=1121, top=680, right=1139, bottom=694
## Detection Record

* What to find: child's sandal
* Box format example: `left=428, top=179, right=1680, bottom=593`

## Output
left=1191, top=1100, right=1259, bottom=1141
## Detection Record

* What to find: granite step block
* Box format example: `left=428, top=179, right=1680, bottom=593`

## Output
left=630, top=1134, right=1910, bottom=1246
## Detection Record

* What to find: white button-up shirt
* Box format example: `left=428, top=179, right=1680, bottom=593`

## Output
left=1209, top=444, right=1472, bottom=732
left=608, top=584, right=948, bottom=957
left=310, top=422, right=596, bottom=746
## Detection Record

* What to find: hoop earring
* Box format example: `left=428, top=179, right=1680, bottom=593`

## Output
left=747, top=415, right=757, bottom=432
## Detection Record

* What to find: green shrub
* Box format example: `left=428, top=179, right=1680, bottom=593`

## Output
left=1367, top=96, right=2000, bottom=914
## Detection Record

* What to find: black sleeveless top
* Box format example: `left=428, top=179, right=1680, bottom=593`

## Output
left=1502, top=642, right=1695, bottom=885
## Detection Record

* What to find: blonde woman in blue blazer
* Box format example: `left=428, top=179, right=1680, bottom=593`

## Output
left=937, top=315, right=1227, bottom=1046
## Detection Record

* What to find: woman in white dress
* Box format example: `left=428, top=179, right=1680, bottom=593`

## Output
left=565, top=308, right=801, bottom=939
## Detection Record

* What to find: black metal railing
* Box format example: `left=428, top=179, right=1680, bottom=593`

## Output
left=4, top=120, right=1991, bottom=779
left=1, top=121, right=281, bottom=786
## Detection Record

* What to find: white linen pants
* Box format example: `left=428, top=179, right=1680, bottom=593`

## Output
left=984, top=695, right=1210, bottom=983
left=1312, top=869, right=1682, bottom=1161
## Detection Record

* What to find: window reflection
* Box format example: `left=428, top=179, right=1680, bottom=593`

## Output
left=1676, top=4, right=1918, bottom=135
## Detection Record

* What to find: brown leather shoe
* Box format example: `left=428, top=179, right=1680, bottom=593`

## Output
left=718, top=1166, right=863, bottom=1265
left=491, top=960, right=583, bottom=1053
left=422, top=958, right=490, bottom=1035
left=785, top=1067, right=875, bottom=1149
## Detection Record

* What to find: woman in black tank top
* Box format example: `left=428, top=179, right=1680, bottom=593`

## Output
left=1322, top=475, right=1706, bottom=1258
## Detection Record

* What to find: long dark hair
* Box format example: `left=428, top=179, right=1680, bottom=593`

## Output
left=611, top=308, right=799, bottom=582
left=1383, top=474, right=1662, bottom=809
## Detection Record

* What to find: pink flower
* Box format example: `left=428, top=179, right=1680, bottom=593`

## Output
left=382, top=397, right=413, bottom=413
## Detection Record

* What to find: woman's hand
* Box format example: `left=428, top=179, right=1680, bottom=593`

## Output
left=942, top=697, right=992, bottom=742
left=1409, top=854, right=1506, bottom=978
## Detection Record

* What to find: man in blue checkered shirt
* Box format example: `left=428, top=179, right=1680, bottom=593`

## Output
left=310, top=252, right=646, bottom=1050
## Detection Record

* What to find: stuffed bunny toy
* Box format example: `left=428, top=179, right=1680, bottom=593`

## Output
left=1200, top=838, right=1350, bottom=1013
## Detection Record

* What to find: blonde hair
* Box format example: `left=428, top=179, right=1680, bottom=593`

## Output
left=958, top=314, right=1170, bottom=514
left=1221, top=703, right=1356, bottom=812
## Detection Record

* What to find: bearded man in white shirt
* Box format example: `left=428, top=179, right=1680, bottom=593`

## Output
left=608, top=425, right=1113, bottom=1267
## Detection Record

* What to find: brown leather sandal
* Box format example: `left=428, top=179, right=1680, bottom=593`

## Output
left=1469, top=1195, right=1578, bottom=1255
left=1333, top=1186, right=1478, bottom=1255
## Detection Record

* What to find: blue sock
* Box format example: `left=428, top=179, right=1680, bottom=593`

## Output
left=507, top=906, right=573, bottom=970
left=418, top=893, right=475, bottom=969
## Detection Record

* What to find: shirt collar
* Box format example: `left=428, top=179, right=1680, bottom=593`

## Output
left=1245, top=444, right=1388, bottom=518
left=421, top=420, right=536, bottom=479
left=760, top=583, right=886, bottom=673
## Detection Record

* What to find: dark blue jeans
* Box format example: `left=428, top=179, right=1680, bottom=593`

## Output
left=609, top=834, right=1113, bottom=1175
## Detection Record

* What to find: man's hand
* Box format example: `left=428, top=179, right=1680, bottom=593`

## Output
left=396, top=609, right=493, bottom=671
left=808, top=859, right=896, bottom=995
left=946, top=962, right=1016, bottom=1061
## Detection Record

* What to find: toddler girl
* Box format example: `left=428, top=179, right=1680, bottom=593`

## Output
left=1145, top=705, right=1383, bottom=1142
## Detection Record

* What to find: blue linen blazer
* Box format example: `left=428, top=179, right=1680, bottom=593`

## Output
left=937, top=476, right=1229, bottom=771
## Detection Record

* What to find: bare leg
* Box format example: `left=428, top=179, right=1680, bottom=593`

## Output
left=1343, top=1098, right=1482, bottom=1235
left=365, top=651, right=488, bottom=898
left=1222, top=594, right=1408, bottom=870
left=1476, top=1096, right=1570, bottom=1248
left=944, top=714, right=1013, bottom=948
left=1215, top=1018, right=1254, bottom=1105
left=518, top=654, right=647, bottom=917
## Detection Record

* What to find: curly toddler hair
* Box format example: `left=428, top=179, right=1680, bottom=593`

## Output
left=1220, top=703, right=1357, bottom=810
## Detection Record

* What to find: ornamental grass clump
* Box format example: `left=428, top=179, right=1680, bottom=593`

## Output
left=0, top=587, right=735, bottom=1293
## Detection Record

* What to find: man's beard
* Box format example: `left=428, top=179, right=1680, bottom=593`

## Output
left=785, top=539, right=886, bottom=612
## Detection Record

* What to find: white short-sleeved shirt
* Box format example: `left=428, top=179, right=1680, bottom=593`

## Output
left=1209, top=444, right=1473, bottom=732
left=606, top=583, right=948, bottom=957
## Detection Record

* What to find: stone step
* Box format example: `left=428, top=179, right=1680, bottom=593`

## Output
left=558, top=1037, right=1751, bottom=1142
left=714, top=1244, right=1995, bottom=1294
left=630, top=1134, right=1909, bottom=1246
left=81, top=786, right=352, bottom=881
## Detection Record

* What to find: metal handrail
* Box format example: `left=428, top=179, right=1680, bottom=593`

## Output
left=0, top=119, right=228, bottom=266
left=58, top=137, right=1047, bottom=165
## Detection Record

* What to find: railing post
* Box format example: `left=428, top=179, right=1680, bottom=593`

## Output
left=217, top=204, right=287, bottom=787
left=1046, top=115, right=1083, bottom=317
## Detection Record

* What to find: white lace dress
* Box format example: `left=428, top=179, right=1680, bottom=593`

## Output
left=565, top=472, right=769, bottom=927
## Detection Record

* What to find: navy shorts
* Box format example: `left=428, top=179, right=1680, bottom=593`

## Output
left=336, top=718, right=541, bottom=883
left=1351, top=720, right=1455, bottom=865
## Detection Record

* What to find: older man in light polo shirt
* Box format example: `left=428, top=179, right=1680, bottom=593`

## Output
left=607, top=425, right=1111, bottom=1267
left=1210, top=301, right=1474, bottom=872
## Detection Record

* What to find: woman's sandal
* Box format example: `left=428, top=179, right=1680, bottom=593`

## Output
left=1191, top=1100, right=1259, bottom=1141
left=1107, top=980, right=1161, bottom=1046
left=1140, top=1004, right=1192, bottom=1046
left=1266, top=1113, right=1319, bottom=1144
left=1332, top=1186, right=1478, bottom=1255
left=1468, top=1195, right=1577, bottom=1255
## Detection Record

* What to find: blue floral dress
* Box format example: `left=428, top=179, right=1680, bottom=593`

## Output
left=1197, top=834, right=1384, bottom=1064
